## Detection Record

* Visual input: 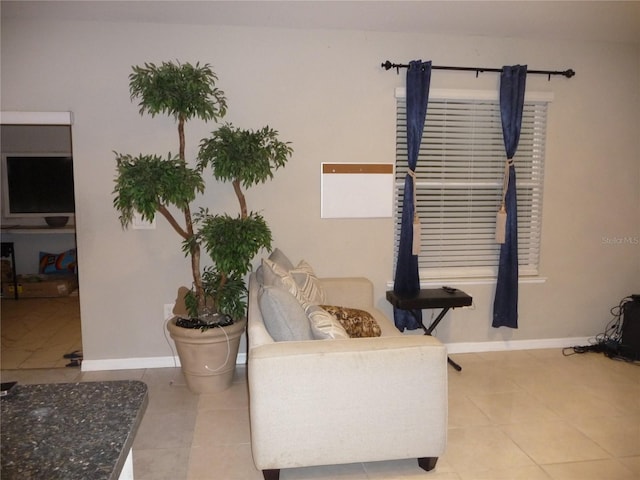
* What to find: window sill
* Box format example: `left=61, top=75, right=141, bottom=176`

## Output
left=386, top=276, right=547, bottom=289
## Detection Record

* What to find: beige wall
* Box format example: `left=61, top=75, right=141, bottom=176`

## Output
left=2, top=14, right=639, bottom=363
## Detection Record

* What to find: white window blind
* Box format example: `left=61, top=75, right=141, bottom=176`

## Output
left=395, top=89, right=551, bottom=280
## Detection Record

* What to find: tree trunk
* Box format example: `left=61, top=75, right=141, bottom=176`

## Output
left=178, top=115, right=186, bottom=162
left=157, top=204, right=189, bottom=239
left=176, top=114, right=203, bottom=310
left=183, top=204, right=204, bottom=310
left=233, top=179, right=247, bottom=219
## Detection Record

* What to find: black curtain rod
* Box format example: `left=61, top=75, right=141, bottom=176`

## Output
left=381, top=60, right=575, bottom=80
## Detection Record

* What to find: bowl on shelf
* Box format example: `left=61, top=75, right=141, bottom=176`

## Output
left=44, top=216, right=69, bottom=228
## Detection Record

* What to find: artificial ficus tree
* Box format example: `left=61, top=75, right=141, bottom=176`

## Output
left=113, top=61, right=292, bottom=320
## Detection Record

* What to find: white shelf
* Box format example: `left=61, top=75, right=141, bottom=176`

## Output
left=1, top=225, right=76, bottom=235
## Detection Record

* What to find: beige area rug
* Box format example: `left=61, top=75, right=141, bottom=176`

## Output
left=1, top=294, right=82, bottom=369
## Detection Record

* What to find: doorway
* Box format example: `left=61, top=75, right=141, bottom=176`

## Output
left=0, top=116, right=82, bottom=369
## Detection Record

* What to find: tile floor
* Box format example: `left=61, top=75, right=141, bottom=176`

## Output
left=2, top=348, right=639, bottom=479
left=1, top=295, right=82, bottom=369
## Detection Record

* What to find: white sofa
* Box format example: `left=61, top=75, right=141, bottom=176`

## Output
left=247, top=270, right=448, bottom=480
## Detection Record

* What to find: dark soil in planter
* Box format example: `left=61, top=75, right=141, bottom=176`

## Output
left=175, top=315, right=234, bottom=331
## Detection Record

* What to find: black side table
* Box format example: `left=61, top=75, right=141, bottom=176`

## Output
left=1, top=242, right=18, bottom=299
left=386, top=288, right=472, bottom=371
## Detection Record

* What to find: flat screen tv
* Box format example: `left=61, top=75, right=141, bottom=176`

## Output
left=2, top=154, right=75, bottom=219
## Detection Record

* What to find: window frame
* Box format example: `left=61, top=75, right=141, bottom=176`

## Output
left=394, top=88, right=553, bottom=282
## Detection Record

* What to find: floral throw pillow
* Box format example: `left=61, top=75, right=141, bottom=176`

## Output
left=319, top=305, right=381, bottom=338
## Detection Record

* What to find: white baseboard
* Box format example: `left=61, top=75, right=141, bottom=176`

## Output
left=445, top=337, right=591, bottom=354
left=81, top=339, right=589, bottom=372
left=81, top=352, right=247, bottom=372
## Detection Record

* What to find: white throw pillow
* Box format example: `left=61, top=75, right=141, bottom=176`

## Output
left=261, top=258, right=326, bottom=306
left=262, top=258, right=299, bottom=294
left=290, top=260, right=327, bottom=305
left=306, top=305, right=350, bottom=340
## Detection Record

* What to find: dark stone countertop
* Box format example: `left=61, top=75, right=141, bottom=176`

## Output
left=1, top=380, right=148, bottom=480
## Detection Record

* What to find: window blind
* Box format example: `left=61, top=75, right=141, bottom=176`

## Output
left=394, top=89, right=550, bottom=279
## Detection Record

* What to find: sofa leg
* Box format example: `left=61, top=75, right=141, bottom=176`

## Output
left=417, top=457, right=438, bottom=471
left=262, top=469, right=280, bottom=480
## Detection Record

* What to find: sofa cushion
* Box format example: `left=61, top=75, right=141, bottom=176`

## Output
left=268, top=248, right=295, bottom=271
left=290, top=260, right=326, bottom=305
left=306, top=305, right=350, bottom=340
left=258, top=285, right=314, bottom=342
left=262, top=258, right=299, bottom=292
left=320, top=305, right=382, bottom=338
left=262, top=258, right=326, bottom=305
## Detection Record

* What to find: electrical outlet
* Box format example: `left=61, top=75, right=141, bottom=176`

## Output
left=164, top=303, right=175, bottom=321
left=132, top=212, right=156, bottom=230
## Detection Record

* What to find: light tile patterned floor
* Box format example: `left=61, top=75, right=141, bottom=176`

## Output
left=2, top=348, right=639, bottom=479
left=1, top=295, right=82, bottom=369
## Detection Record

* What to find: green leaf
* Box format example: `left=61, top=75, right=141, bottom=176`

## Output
left=129, top=61, right=227, bottom=123
left=201, top=267, right=247, bottom=320
left=196, top=211, right=272, bottom=277
left=197, top=123, right=293, bottom=190
left=113, top=152, right=204, bottom=228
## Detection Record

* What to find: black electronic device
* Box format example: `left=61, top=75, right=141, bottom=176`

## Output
left=620, top=297, right=640, bottom=360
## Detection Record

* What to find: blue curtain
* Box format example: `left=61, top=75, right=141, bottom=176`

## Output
left=393, top=60, right=431, bottom=331
left=492, top=65, right=527, bottom=329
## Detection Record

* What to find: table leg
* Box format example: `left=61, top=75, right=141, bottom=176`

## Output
left=412, top=307, right=462, bottom=372
left=425, top=308, right=450, bottom=335
left=447, top=357, right=462, bottom=371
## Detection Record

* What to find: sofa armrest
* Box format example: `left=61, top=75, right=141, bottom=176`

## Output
left=248, top=335, right=448, bottom=470
left=319, top=277, right=374, bottom=309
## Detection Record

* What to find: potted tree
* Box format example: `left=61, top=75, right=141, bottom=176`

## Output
left=113, top=61, right=292, bottom=393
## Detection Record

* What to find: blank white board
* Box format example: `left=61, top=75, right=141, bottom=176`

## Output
left=321, top=163, right=394, bottom=218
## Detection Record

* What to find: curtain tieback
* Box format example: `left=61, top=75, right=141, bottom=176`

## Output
left=409, top=169, right=421, bottom=255
left=495, top=158, right=513, bottom=244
